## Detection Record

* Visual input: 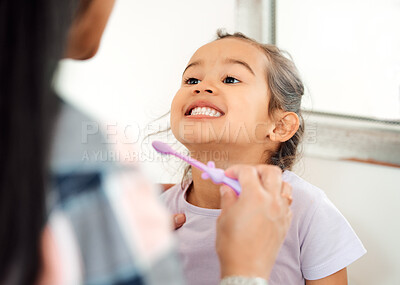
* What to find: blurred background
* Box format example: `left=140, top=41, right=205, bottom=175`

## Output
left=54, top=0, right=400, bottom=284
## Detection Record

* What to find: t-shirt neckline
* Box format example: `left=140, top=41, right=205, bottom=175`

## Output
left=181, top=180, right=221, bottom=217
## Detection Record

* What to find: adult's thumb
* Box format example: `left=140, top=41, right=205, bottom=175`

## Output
left=220, top=185, right=237, bottom=211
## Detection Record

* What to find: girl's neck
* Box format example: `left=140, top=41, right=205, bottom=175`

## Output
left=186, top=144, right=269, bottom=209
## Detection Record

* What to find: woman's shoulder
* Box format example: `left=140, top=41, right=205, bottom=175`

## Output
left=51, top=101, right=113, bottom=173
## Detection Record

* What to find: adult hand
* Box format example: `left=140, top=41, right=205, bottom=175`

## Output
left=216, top=165, right=292, bottom=280
left=172, top=213, right=186, bottom=230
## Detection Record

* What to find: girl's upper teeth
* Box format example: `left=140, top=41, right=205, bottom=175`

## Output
left=190, top=107, right=222, bottom=117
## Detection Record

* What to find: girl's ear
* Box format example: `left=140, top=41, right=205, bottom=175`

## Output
left=268, top=111, right=300, bottom=142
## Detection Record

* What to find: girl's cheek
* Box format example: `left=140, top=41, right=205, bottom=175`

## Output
left=170, top=116, right=179, bottom=141
left=171, top=91, right=185, bottom=111
left=170, top=98, right=180, bottom=117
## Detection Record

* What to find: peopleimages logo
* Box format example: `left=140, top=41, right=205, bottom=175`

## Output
left=81, top=121, right=174, bottom=144
left=79, top=120, right=317, bottom=162
left=176, top=121, right=318, bottom=144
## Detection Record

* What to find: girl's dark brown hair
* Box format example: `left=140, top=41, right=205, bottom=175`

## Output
left=216, top=30, right=305, bottom=171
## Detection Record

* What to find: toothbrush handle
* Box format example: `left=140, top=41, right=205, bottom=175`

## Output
left=221, top=176, right=242, bottom=196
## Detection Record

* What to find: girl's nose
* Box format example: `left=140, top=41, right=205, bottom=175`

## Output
left=194, top=81, right=215, bottom=94
left=194, top=88, right=213, bottom=94
left=193, top=78, right=216, bottom=95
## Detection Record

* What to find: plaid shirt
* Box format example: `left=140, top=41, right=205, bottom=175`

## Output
left=48, top=103, right=184, bottom=285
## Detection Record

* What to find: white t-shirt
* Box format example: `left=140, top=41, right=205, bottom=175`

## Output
left=161, top=170, right=366, bottom=285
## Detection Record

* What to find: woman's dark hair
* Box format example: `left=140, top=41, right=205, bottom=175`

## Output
left=216, top=31, right=305, bottom=170
left=0, top=0, right=78, bottom=283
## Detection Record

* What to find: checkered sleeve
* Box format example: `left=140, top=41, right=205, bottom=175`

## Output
left=50, top=168, right=184, bottom=285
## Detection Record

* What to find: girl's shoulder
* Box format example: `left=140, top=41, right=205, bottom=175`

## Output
left=282, top=170, right=333, bottom=227
left=160, top=181, right=190, bottom=212
left=280, top=171, right=366, bottom=280
left=160, top=182, right=186, bottom=199
left=282, top=170, right=327, bottom=206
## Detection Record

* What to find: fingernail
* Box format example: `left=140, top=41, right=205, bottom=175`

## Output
left=175, top=214, right=185, bottom=224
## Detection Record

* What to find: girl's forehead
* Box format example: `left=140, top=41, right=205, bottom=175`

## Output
left=189, top=38, right=268, bottom=71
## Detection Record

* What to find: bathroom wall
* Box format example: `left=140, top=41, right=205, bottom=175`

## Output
left=294, top=157, right=400, bottom=285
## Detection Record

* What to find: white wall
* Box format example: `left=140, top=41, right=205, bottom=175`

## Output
left=277, top=0, right=400, bottom=120
left=294, top=157, right=400, bottom=285
left=55, top=0, right=236, bottom=181
left=56, top=0, right=236, bottom=126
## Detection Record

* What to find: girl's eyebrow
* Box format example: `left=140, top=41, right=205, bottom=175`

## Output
left=182, top=58, right=255, bottom=76
left=224, top=58, right=255, bottom=75
left=183, top=60, right=203, bottom=76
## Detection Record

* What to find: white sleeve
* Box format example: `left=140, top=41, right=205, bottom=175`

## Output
left=300, top=193, right=366, bottom=280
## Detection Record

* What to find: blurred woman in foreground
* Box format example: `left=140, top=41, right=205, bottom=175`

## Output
left=0, top=0, right=292, bottom=284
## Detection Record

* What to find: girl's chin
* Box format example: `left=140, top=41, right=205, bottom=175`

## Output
left=173, top=131, right=227, bottom=146
left=179, top=138, right=224, bottom=146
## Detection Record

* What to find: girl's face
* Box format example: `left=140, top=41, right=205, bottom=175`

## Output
left=171, top=38, right=273, bottom=148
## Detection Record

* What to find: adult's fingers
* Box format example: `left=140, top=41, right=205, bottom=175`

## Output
left=254, top=165, right=282, bottom=197
left=279, top=182, right=293, bottom=231
left=225, top=165, right=261, bottom=198
left=173, top=213, right=186, bottom=230
left=280, top=182, right=293, bottom=207
left=224, top=164, right=244, bottom=179
left=219, top=185, right=238, bottom=213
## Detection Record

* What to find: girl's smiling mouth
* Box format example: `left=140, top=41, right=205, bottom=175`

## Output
left=184, top=101, right=225, bottom=118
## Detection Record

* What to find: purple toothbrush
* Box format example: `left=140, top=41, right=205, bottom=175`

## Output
left=152, top=141, right=241, bottom=195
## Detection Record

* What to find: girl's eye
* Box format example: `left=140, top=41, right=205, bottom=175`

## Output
left=223, top=76, right=240, bottom=84
left=185, top=78, right=201, bottom=85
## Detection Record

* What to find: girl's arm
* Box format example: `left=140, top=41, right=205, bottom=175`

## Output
left=306, top=268, right=348, bottom=285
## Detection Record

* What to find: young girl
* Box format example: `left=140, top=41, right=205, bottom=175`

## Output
left=161, top=31, right=366, bottom=285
